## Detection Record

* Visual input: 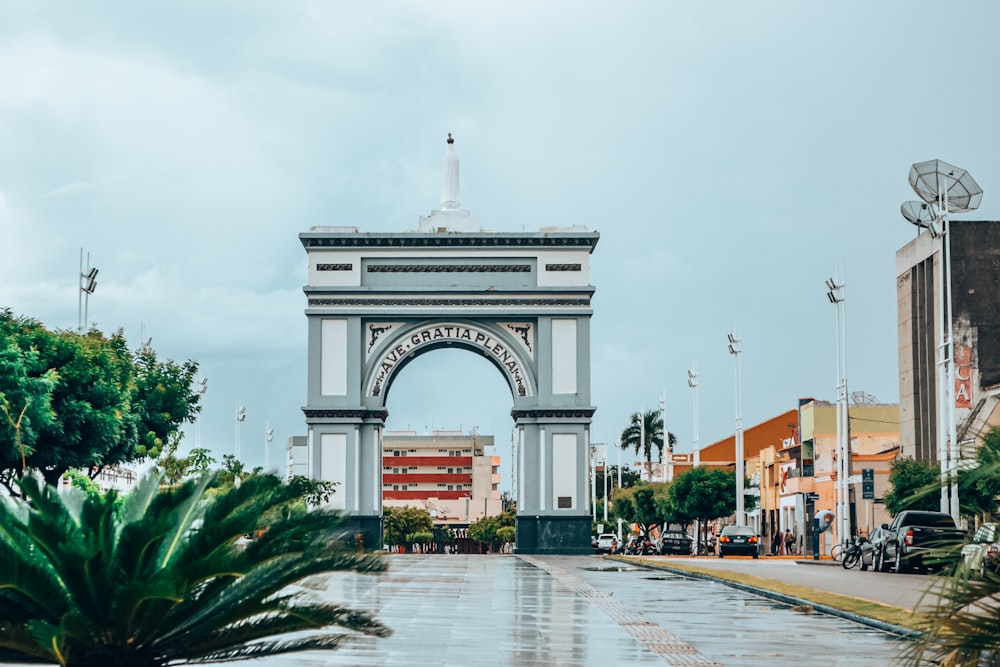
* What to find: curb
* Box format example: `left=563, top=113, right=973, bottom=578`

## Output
left=610, top=556, right=922, bottom=639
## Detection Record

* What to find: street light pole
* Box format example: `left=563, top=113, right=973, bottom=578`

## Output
left=77, top=248, right=98, bottom=332
left=659, top=392, right=669, bottom=482
left=727, top=332, right=745, bottom=526
left=617, top=440, right=623, bottom=541
left=235, top=400, right=246, bottom=460
left=194, top=377, right=208, bottom=449
left=265, top=422, right=274, bottom=470
left=826, top=274, right=849, bottom=545
left=687, top=367, right=700, bottom=467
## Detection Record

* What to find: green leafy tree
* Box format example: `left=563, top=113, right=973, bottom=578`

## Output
left=286, top=475, right=338, bottom=506
left=611, top=483, right=669, bottom=537
left=883, top=456, right=940, bottom=517
left=467, top=505, right=516, bottom=552
left=382, top=506, right=433, bottom=549
left=656, top=485, right=693, bottom=532
left=155, top=445, right=217, bottom=485
left=405, top=531, right=434, bottom=545
left=0, top=310, right=201, bottom=493
left=0, top=472, right=389, bottom=666
left=497, top=525, right=516, bottom=545
left=620, top=409, right=677, bottom=479
left=669, top=467, right=738, bottom=552
left=958, top=427, right=1000, bottom=517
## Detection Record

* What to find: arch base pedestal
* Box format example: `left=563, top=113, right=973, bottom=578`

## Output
left=514, top=515, right=592, bottom=555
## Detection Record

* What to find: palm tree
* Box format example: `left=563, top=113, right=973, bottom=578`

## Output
left=0, top=472, right=390, bottom=666
left=620, top=409, right=677, bottom=481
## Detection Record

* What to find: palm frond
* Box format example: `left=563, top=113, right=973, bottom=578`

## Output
left=0, top=472, right=391, bottom=666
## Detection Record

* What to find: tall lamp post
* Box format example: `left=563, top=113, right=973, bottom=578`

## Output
left=235, top=401, right=246, bottom=460
left=901, top=159, right=983, bottom=525
left=727, top=332, right=745, bottom=526
left=194, top=377, right=208, bottom=449
left=77, top=248, right=98, bottom=332
left=826, top=274, right=849, bottom=545
left=687, top=367, right=700, bottom=467
left=659, top=393, right=669, bottom=482
left=264, top=422, right=274, bottom=471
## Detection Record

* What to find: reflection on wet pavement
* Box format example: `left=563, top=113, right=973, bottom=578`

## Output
left=226, top=554, right=907, bottom=667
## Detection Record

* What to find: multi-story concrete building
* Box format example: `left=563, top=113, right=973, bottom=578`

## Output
left=381, top=430, right=502, bottom=526
left=897, top=220, right=1000, bottom=464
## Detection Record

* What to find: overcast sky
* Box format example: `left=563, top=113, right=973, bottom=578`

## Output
left=3, top=2, right=1000, bottom=491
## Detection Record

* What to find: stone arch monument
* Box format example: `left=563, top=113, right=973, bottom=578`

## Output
left=300, top=136, right=598, bottom=554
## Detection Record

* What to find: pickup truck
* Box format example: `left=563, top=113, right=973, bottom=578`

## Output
left=873, top=510, right=965, bottom=574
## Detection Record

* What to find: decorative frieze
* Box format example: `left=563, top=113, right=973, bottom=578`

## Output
left=545, top=264, right=581, bottom=271
left=309, top=298, right=591, bottom=307
left=301, top=234, right=598, bottom=250
left=367, top=264, right=530, bottom=273
left=510, top=408, right=596, bottom=420
left=317, top=263, right=353, bottom=271
left=302, top=408, right=388, bottom=422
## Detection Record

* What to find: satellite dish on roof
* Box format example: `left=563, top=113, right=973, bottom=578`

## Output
left=900, top=200, right=938, bottom=235
left=908, top=159, right=984, bottom=213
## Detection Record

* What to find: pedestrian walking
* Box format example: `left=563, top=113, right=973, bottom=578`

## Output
left=784, top=529, right=795, bottom=556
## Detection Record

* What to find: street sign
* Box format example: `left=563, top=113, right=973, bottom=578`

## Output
left=862, top=467, right=875, bottom=499
left=805, top=492, right=819, bottom=502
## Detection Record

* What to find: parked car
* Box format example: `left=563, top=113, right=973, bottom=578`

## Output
left=595, top=533, right=618, bottom=554
left=961, top=522, right=1000, bottom=578
left=717, top=525, right=759, bottom=558
left=873, top=510, right=964, bottom=573
left=657, top=530, right=694, bottom=555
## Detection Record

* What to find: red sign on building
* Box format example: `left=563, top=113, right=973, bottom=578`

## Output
left=955, top=344, right=972, bottom=409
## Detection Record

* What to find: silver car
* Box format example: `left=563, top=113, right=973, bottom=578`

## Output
left=961, top=522, right=999, bottom=578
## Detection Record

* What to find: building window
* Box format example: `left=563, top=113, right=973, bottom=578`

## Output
left=447, top=485, right=453, bottom=491
left=393, top=485, right=399, bottom=491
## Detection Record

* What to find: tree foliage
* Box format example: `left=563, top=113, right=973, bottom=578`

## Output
left=0, top=472, right=389, bottom=666
left=958, top=427, right=1000, bottom=517
left=382, top=506, right=433, bottom=547
left=613, top=483, right=670, bottom=536
left=0, top=310, right=201, bottom=494
left=467, top=505, right=516, bottom=550
left=883, top=456, right=940, bottom=517
left=668, top=467, right=747, bottom=550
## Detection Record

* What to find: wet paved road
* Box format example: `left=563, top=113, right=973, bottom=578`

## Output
left=231, top=554, right=910, bottom=667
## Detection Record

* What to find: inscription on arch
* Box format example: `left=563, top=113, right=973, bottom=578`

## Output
left=370, top=322, right=529, bottom=398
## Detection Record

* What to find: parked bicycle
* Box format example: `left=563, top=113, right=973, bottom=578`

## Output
left=841, top=535, right=868, bottom=570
